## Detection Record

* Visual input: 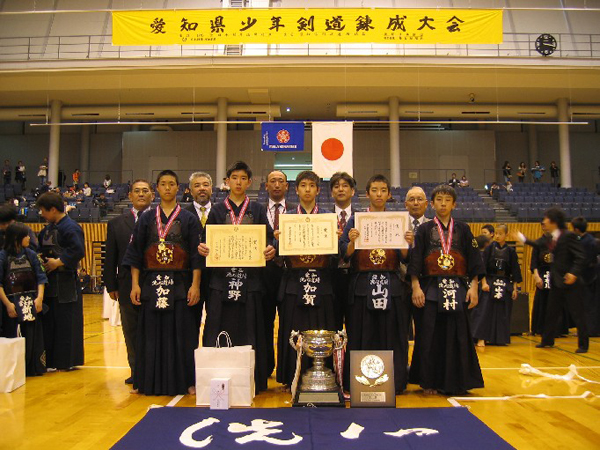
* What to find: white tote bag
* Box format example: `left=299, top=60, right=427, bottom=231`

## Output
left=0, top=337, right=26, bottom=393
left=195, top=332, right=255, bottom=407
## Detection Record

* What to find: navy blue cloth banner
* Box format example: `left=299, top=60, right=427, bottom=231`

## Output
left=261, top=122, right=305, bottom=151
left=112, top=407, right=514, bottom=450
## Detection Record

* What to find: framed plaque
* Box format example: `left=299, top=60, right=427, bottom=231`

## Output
left=205, top=224, right=266, bottom=267
left=278, top=213, right=338, bottom=256
left=349, top=350, right=395, bottom=408
left=354, top=211, right=410, bottom=250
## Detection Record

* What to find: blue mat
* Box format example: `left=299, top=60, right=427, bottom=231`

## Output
left=112, top=406, right=514, bottom=450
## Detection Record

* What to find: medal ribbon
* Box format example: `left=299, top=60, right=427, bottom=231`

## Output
left=434, top=216, right=454, bottom=256
left=155, top=204, right=181, bottom=241
left=224, top=196, right=250, bottom=225
left=297, top=204, right=318, bottom=214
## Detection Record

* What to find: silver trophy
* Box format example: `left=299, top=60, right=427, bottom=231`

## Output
left=289, top=329, right=347, bottom=406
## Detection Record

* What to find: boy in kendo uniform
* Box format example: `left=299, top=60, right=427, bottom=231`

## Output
left=407, top=184, right=485, bottom=395
left=37, top=192, right=85, bottom=371
left=123, top=170, right=202, bottom=396
left=198, top=161, right=276, bottom=393
left=339, top=174, right=410, bottom=394
left=275, top=170, right=338, bottom=388
left=471, top=224, right=522, bottom=346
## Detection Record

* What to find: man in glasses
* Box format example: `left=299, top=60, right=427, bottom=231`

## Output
left=104, top=179, right=154, bottom=384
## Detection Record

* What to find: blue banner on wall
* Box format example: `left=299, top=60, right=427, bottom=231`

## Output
left=261, top=122, right=305, bottom=151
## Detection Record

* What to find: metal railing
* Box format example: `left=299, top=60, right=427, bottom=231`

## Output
left=1, top=32, right=599, bottom=61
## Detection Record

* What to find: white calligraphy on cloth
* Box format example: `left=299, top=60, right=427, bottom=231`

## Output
left=543, top=271, right=551, bottom=289
left=226, top=268, right=247, bottom=301
left=493, top=278, right=507, bottom=300
left=439, top=278, right=459, bottom=311
left=152, top=274, right=174, bottom=309
left=299, top=270, right=320, bottom=306
left=369, top=273, right=390, bottom=310
left=18, top=294, right=35, bottom=321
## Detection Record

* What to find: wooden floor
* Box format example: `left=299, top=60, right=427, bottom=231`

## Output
left=1, top=295, right=599, bottom=450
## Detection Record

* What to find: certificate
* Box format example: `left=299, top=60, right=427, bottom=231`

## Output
left=278, top=213, right=338, bottom=256
left=205, top=224, right=266, bottom=267
left=354, top=211, right=410, bottom=250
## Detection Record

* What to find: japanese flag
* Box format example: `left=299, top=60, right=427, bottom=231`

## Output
left=311, top=122, right=353, bottom=178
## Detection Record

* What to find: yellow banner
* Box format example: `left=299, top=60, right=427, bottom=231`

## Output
left=112, top=9, right=502, bottom=46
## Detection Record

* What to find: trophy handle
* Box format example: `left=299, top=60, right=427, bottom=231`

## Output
left=289, top=330, right=300, bottom=349
left=334, top=330, right=348, bottom=350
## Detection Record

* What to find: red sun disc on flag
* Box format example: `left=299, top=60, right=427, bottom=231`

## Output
left=277, top=129, right=291, bottom=143
left=321, top=138, right=344, bottom=161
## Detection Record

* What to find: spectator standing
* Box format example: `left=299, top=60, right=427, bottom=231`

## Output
left=72, top=169, right=80, bottom=190
left=38, top=158, right=48, bottom=185
left=502, top=161, right=512, bottom=183
left=550, top=161, right=560, bottom=187
left=532, top=161, right=545, bottom=183
left=517, top=162, right=527, bottom=183
left=15, top=161, right=26, bottom=189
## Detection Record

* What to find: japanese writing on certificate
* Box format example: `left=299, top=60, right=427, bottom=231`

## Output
left=355, top=211, right=409, bottom=250
left=278, top=213, right=338, bottom=256
left=206, top=224, right=266, bottom=267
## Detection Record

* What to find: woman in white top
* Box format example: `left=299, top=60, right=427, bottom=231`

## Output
left=103, top=174, right=112, bottom=189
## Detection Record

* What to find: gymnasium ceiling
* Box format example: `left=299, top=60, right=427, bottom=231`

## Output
left=1, top=59, right=600, bottom=120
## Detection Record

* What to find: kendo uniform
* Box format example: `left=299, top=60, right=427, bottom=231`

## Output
left=0, top=248, right=48, bottom=375
left=38, top=215, right=85, bottom=370
left=105, top=208, right=147, bottom=379
left=577, top=233, right=600, bottom=337
left=202, top=198, right=273, bottom=392
left=261, top=199, right=296, bottom=377
left=122, top=205, right=201, bottom=396
left=339, top=215, right=409, bottom=393
left=185, top=202, right=212, bottom=335
left=540, top=230, right=589, bottom=351
left=471, top=242, right=522, bottom=345
left=407, top=218, right=485, bottom=395
left=528, top=236, right=569, bottom=336
left=275, top=206, right=338, bottom=387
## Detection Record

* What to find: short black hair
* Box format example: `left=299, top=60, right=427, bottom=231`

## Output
left=267, top=170, right=287, bottom=183
left=482, top=224, right=495, bottom=235
left=366, top=174, right=390, bottom=192
left=226, top=161, right=252, bottom=179
left=296, top=170, right=320, bottom=185
left=36, top=192, right=64, bottom=212
left=130, top=179, right=152, bottom=192
left=571, top=216, right=588, bottom=233
left=3, top=222, right=30, bottom=256
left=329, top=172, right=356, bottom=192
left=475, top=234, right=490, bottom=249
left=544, top=207, right=567, bottom=230
left=430, top=184, right=457, bottom=202
left=156, top=170, right=179, bottom=185
left=0, top=204, right=17, bottom=224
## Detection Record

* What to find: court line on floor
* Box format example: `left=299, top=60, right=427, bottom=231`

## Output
left=481, top=366, right=600, bottom=370
left=447, top=391, right=597, bottom=407
left=167, top=395, right=184, bottom=407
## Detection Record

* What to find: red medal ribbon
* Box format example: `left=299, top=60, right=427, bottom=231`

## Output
left=297, top=204, right=319, bottom=214
left=434, top=216, right=454, bottom=256
left=224, top=196, right=250, bottom=225
left=155, top=204, right=181, bottom=241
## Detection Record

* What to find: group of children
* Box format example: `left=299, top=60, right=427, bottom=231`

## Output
left=3, top=160, right=529, bottom=399
left=122, top=161, right=523, bottom=398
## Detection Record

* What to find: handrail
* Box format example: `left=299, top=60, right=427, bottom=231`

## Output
left=0, top=32, right=599, bottom=61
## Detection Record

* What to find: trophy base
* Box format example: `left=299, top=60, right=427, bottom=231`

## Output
left=292, top=389, right=345, bottom=407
